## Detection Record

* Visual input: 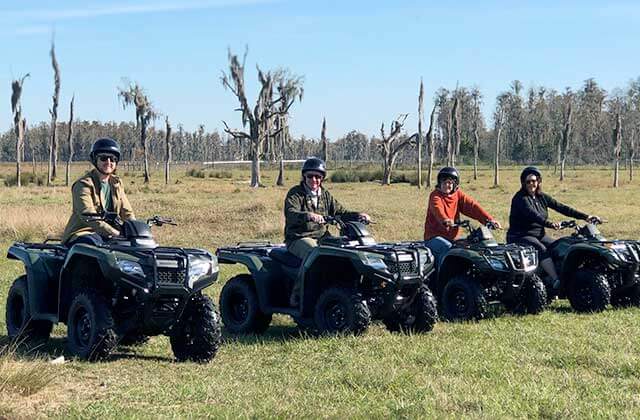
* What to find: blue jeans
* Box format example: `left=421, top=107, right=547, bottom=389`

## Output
left=424, top=236, right=452, bottom=268
left=66, top=233, right=104, bottom=248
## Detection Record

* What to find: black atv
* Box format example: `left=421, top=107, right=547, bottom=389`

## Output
left=431, top=220, right=546, bottom=321
left=5, top=213, right=221, bottom=362
left=542, top=220, right=640, bottom=312
left=217, top=216, right=437, bottom=336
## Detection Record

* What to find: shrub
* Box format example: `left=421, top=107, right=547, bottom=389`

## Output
left=3, top=173, right=46, bottom=187
left=186, top=168, right=205, bottom=178
left=208, top=170, right=233, bottom=179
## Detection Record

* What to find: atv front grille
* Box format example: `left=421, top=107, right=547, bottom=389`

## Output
left=157, top=268, right=186, bottom=285
left=388, top=260, right=419, bottom=276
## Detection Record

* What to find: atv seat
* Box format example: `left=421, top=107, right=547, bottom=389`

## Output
left=269, top=248, right=302, bottom=268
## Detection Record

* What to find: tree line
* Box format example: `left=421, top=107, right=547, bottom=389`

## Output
left=6, top=42, right=640, bottom=187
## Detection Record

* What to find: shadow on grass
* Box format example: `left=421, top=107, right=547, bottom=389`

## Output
left=0, top=335, right=173, bottom=363
left=222, top=324, right=307, bottom=345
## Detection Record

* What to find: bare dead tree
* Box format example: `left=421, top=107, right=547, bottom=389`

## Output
left=629, top=128, right=635, bottom=182
left=470, top=88, right=482, bottom=180
left=559, top=99, right=573, bottom=181
left=48, top=40, right=61, bottom=184
left=65, top=95, right=74, bottom=186
left=321, top=117, right=328, bottom=163
left=221, top=48, right=303, bottom=188
left=446, top=96, right=454, bottom=166
left=494, top=103, right=506, bottom=187
left=11, top=74, right=29, bottom=187
left=118, top=81, right=157, bottom=183
left=164, top=117, right=172, bottom=185
left=451, top=91, right=461, bottom=166
left=378, top=114, right=416, bottom=185
left=275, top=74, right=303, bottom=186
left=613, top=112, right=622, bottom=188
left=417, top=79, right=424, bottom=188
left=426, top=102, right=437, bottom=187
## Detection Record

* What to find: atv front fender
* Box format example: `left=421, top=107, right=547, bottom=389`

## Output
left=7, top=244, right=62, bottom=321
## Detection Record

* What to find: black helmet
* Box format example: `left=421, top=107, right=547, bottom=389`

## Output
left=437, top=167, right=460, bottom=191
left=90, top=137, right=121, bottom=165
left=520, top=166, right=542, bottom=187
left=301, top=157, right=327, bottom=177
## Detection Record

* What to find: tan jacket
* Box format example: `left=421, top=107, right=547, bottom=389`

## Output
left=61, top=170, right=135, bottom=244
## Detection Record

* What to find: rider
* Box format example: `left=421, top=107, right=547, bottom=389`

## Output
left=507, top=166, right=600, bottom=290
left=61, top=137, right=135, bottom=246
left=284, top=157, right=370, bottom=305
left=424, top=167, right=501, bottom=263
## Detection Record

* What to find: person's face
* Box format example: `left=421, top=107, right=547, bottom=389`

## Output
left=525, top=174, right=539, bottom=195
left=96, top=153, right=118, bottom=175
left=438, top=177, right=455, bottom=194
left=304, top=171, right=323, bottom=192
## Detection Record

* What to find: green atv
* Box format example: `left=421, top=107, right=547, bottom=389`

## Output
left=5, top=213, right=221, bottom=362
left=431, top=220, right=546, bottom=321
left=542, top=220, right=640, bottom=312
left=217, top=216, right=437, bottom=336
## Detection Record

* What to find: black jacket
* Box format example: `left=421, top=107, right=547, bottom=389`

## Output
left=507, top=189, right=587, bottom=238
left=284, top=183, right=357, bottom=243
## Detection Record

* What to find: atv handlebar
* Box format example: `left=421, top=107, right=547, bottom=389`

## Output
left=146, top=216, right=177, bottom=227
left=324, top=215, right=372, bottom=227
left=452, top=220, right=499, bottom=231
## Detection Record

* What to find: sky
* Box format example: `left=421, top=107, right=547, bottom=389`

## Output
left=1, top=0, right=640, bottom=140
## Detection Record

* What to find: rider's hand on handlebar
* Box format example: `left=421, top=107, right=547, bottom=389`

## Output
left=442, top=219, right=455, bottom=229
left=309, top=213, right=326, bottom=224
left=551, top=221, right=561, bottom=230
left=358, top=213, right=371, bottom=223
left=487, top=220, right=502, bottom=230
left=587, top=215, right=602, bottom=224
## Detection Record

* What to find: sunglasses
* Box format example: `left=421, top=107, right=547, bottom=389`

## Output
left=305, top=174, right=323, bottom=180
left=97, top=155, right=118, bottom=163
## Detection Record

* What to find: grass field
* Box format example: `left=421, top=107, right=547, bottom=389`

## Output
left=0, top=162, right=639, bottom=418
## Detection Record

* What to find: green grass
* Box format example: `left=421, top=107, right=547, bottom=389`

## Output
left=0, top=162, right=639, bottom=417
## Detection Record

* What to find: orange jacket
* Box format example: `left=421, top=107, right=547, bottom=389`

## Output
left=423, top=189, right=494, bottom=241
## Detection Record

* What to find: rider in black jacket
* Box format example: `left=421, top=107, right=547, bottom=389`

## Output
left=507, top=167, right=600, bottom=289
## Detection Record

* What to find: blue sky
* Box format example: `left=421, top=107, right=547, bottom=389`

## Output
left=1, top=0, right=640, bottom=139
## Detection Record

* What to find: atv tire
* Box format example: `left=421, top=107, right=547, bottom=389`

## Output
left=5, top=275, right=53, bottom=347
left=220, top=274, right=272, bottom=334
left=568, top=269, right=610, bottom=313
left=441, top=275, right=487, bottom=321
left=314, top=287, right=371, bottom=335
left=170, top=294, right=221, bottom=363
left=383, top=285, right=438, bottom=333
left=611, top=283, right=640, bottom=308
left=509, top=274, right=547, bottom=315
left=66, top=289, right=119, bottom=361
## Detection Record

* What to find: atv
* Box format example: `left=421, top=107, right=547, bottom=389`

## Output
left=217, top=216, right=437, bottom=336
left=5, top=213, right=221, bottom=362
left=542, top=220, right=640, bottom=312
left=430, top=220, right=546, bottom=321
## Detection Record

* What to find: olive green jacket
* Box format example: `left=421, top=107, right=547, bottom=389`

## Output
left=284, top=182, right=357, bottom=244
left=61, top=170, right=135, bottom=244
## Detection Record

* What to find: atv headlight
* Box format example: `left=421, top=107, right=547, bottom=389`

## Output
left=487, top=257, right=507, bottom=271
left=117, top=260, right=145, bottom=277
left=417, top=248, right=433, bottom=274
left=188, top=255, right=213, bottom=288
left=363, top=253, right=387, bottom=271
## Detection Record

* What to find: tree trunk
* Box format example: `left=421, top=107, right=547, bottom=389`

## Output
left=65, top=95, right=74, bottom=187
left=165, top=117, right=172, bottom=185
left=426, top=103, right=437, bottom=187
left=452, top=95, right=460, bottom=167
left=321, top=117, right=328, bottom=163
left=473, top=128, right=479, bottom=180
left=141, top=119, right=150, bottom=183
left=417, top=80, right=424, bottom=188
left=494, top=115, right=503, bottom=187
left=277, top=159, right=285, bottom=186
left=48, top=42, right=61, bottom=184
left=16, top=121, right=24, bottom=187
left=613, top=112, right=622, bottom=188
